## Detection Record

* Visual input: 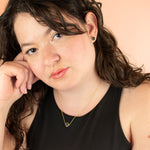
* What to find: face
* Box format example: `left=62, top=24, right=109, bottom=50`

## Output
left=14, top=13, right=97, bottom=91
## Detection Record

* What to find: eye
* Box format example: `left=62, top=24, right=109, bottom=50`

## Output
left=53, top=33, right=63, bottom=40
left=25, top=48, right=37, bottom=55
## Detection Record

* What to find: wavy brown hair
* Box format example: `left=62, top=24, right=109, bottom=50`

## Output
left=0, top=0, right=150, bottom=149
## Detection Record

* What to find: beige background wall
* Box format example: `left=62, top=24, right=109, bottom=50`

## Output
left=101, top=0, right=150, bottom=72
left=0, top=0, right=8, bottom=15
left=0, top=0, right=150, bottom=72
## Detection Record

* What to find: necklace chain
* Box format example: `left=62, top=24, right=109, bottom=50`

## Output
left=59, top=83, right=100, bottom=128
left=61, top=110, right=76, bottom=127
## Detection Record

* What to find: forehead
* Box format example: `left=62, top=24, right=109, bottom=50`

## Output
left=14, top=11, right=83, bottom=28
left=13, top=12, right=85, bottom=42
left=14, top=13, right=47, bottom=31
left=14, top=12, right=83, bottom=31
left=13, top=13, right=50, bottom=44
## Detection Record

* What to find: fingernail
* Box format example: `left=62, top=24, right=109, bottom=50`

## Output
left=28, top=83, right=32, bottom=90
left=24, top=88, right=27, bottom=94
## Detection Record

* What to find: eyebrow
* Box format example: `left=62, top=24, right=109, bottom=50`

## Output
left=20, top=28, right=52, bottom=49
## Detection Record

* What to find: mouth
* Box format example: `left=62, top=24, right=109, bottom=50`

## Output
left=51, top=67, right=69, bottom=79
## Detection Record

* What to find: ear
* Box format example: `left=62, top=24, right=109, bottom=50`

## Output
left=85, top=12, right=98, bottom=42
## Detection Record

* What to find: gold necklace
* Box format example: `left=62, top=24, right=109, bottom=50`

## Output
left=61, top=110, right=76, bottom=127
left=60, top=83, right=100, bottom=128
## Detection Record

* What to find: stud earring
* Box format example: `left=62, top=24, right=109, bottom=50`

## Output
left=92, top=36, right=95, bottom=41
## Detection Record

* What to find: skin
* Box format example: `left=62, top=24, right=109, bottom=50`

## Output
left=13, top=12, right=107, bottom=116
left=14, top=13, right=97, bottom=91
left=1, top=12, right=150, bottom=150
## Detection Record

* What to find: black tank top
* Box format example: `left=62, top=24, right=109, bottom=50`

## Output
left=27, top=85, right=131, bottom=150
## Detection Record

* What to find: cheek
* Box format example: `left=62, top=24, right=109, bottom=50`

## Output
left=27, top=61, right=43, bottom=77
left=68, top=36, right=94, bottom=62
left=66, top=37, right=88, bottom=57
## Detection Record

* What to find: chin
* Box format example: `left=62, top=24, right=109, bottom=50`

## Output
left=53, top=82, right=78, bottom=91
left=46, top=76, right=79, bottom=91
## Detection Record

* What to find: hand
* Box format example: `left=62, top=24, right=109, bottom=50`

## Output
left=0, top=52, right=39, bottom=109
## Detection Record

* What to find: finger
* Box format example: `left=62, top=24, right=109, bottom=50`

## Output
left=28, top=72, right=39, bottom=88
left=14, top=53, right=33, bottom=90
left=27, top=70, right=34, bottom=90
left=15, top=67, right=29, bottom=94
left=1, top=62, right=28, bottom=86
left=0, top=61, right=30, bottom=95
left=14, top=52, right=39, bottom=88
left=32, top=75, right=39, bottom=84
left=15, top=60, right=39, bottom=86
left=19, top=75, right=28, bottom=94
left=14, top=52, right=24, bottom=61
left=14, top=53, right=30, bottom=90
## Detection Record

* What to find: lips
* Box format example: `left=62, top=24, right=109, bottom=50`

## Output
left=51, top=67, right=69, bottom=79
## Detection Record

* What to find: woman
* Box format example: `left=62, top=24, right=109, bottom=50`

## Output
left=0, top=0, right=150, bottom=149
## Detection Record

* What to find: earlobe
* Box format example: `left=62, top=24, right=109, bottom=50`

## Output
left=85, top=12, right=98, bottom=42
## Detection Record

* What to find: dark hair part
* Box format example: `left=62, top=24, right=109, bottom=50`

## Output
left=0, top=0, right=150, bottom=149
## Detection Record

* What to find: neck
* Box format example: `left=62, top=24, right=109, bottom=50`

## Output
left=54, top=76, right=110, bottom=117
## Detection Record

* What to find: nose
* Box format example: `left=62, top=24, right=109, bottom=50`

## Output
left=43, top=45, right=61, bottom=66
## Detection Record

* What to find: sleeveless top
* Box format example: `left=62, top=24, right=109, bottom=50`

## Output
left=27, top=85, right=131, bottom=150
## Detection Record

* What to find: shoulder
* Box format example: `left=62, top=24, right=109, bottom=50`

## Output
left=124, top=81, right=150, bottom=98
left=121, top=82, right=150, bottom=117
left=120, top=82, right=150, bottom=149
left=122, top=82, right=150, bottom=106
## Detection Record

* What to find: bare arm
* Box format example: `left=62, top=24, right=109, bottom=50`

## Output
left=122, top=83, right=150, bottom=149
left=131, top=84, right=150, bottom=149
left=0, top=53, right=38, bottom=149
left=0, top=109, right=11, bottom=150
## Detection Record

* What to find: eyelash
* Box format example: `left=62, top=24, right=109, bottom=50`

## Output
left=25, top=48, right=37, bottom=55
left=53, top=32, right=63, bottom=40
